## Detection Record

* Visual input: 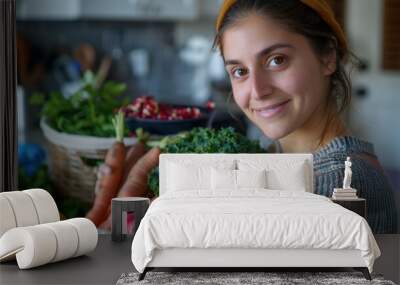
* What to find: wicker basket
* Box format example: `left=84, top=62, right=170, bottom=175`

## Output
left=40, top=119, right=137, bottom=203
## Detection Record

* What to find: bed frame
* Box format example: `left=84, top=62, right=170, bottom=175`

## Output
left=139, top=248, right=371, bottom=280
left=138, top=154, right=372, bottom=281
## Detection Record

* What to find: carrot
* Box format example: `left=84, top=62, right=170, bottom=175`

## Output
left=98, top=216, right=112, bottom=230
left=121, top=128, right=150, bottom=182
left=118, top=147, right=161, bottom=198
left=86, top=111, right=126, bottom=226
left=122, top=141, right=146, bottom=182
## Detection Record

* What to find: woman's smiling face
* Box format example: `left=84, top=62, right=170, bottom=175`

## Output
left=222, top=13, right=335, bottom=140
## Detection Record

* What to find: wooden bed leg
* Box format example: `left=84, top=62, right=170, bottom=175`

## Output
left=354, top=267, right=371, bottom=280
left=138, top=268, right=148, bottom=281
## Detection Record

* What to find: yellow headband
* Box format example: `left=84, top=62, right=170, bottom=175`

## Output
left=215, top=0, right=347, bottom=51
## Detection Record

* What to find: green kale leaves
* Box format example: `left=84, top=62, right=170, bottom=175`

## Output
left=147, top=127, right=265, bottom=196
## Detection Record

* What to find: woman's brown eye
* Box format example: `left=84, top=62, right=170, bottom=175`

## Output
left=268, top=56, right=285, bottom=67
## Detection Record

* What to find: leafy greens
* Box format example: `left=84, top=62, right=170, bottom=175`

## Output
left=147, top=127, right=265, bottom=196
left=32, top=71, right=128, bottom=137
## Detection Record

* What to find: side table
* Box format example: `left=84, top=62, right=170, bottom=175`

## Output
left=331, top=198, right=366, bottom=218
left=112, top=197, right=150, bottom=242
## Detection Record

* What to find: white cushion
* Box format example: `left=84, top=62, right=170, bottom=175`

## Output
left=0, top=191, right=39, bottom=228
left=0, top=196, right=17, bottom=238
left=23, top=189, right=60, bottom=224
left=167, top=162, right=211, bottom=191
left=0, top=189, right=60, bottom=239
left=42, top=222, right=79, bottom=262
left=0, top=218, right=97, bottom=269
left=65, top=218, right=98, bottom=257
left=167, top=160, right=236, bottom=192
left=0, top=226, right=58, bottom=268
left=238, top=160, right=308, bottom=191
left=236, top=169, right=267, bottom=188
left=211, top=168, right=236, bottom=190
left=211, top=168, right=267, bottom=190
left=268, top=163, right=307, bottom=191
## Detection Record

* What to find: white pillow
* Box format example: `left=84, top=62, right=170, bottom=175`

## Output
left=238, top=160, right=308, bottom=191
left=167, top=162, right=211, bottom=191
left=166, top=159, right=236, bottom=192
left=236, top=169, right=267, bottom=188
left=211, top=168, right=236, bottom=190
left=211, top=168, right=267, bottom=190
left=267, top=164, right=307, bottom=191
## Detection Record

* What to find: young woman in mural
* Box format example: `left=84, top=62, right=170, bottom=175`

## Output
left=214, top=0, right=397, bottom=233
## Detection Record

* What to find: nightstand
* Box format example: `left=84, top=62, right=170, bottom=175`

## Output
left=331, top=198, right=366, bottom=218
left=111, top=197, right=150, bottom=242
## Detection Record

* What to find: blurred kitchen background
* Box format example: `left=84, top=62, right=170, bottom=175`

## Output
left=16, top=0, right=400, bottom=227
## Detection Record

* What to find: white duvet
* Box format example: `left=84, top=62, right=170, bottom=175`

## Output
left=131, top=190, right=380, bottom=273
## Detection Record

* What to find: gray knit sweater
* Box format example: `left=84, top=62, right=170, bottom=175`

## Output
left=269, top=136, right=397, bottom=233
left=313, top=136, right=398, bottom=234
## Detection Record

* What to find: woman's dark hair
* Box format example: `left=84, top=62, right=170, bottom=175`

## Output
left=214, top=0, right=357, bottom=146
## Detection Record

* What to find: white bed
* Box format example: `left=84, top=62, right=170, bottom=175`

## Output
left=131, top=154, right=380, bottom=280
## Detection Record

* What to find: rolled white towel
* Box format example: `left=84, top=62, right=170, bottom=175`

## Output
left=0, top=218, right=98, bottom=269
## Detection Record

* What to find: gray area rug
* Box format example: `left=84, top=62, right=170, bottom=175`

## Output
left=116, top=271, right=396, bottom=285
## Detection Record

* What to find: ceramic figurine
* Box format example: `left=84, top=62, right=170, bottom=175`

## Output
left=342, top=157, right=352, bottom=189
